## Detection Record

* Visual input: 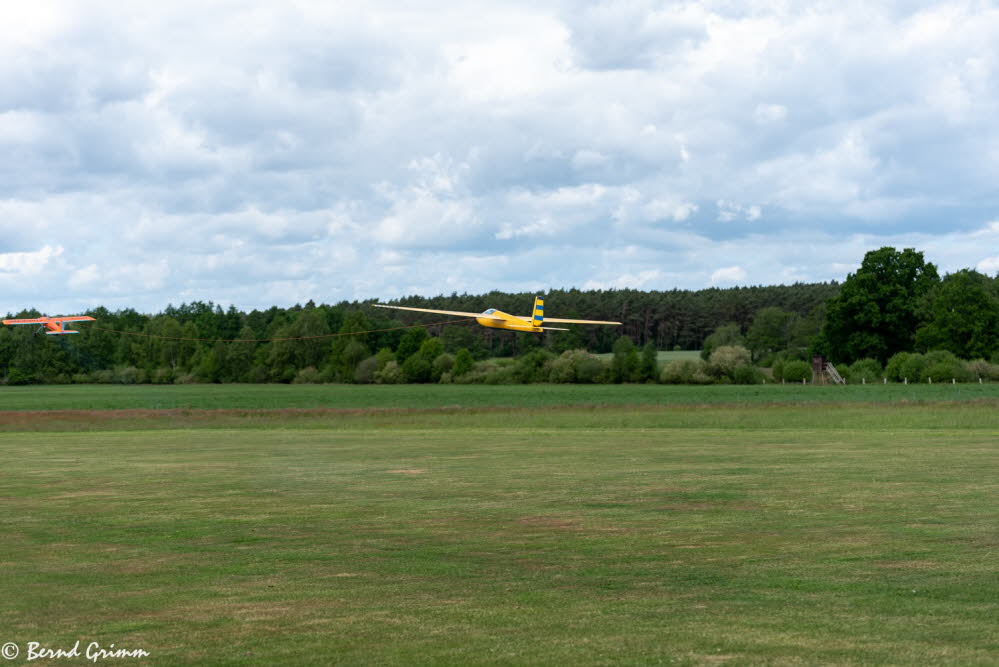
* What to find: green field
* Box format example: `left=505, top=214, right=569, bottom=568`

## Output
left=596, top=349, right=703, bottom=363
left=2, top=387, right=997, bottom=664
left=2, top=382, right=999, bottom=414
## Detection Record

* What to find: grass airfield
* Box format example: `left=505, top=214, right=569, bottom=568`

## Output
left=1, top=385, right=998, bottom=664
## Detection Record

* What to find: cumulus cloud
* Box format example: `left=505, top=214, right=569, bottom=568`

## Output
left=710, top=266, right=747, bottom=286
left=2, top=0, right=999, bottom=314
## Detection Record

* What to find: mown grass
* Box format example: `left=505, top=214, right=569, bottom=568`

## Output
left=2, top=381, right=999, bottom=412
left=1, top=401, right=997, bottom=664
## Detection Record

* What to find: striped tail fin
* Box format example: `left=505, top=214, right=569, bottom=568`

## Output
left=532, top=296, right=544, bottom=328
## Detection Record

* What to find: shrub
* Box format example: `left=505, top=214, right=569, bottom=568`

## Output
left=353, top=356, right=378, bottom=384
left=5, top=369, right=35, bottom=385
left=733, top=364, right=764, bottom=384
left=374, top=360, right=404, bottom=384
left=151, top=367, right=175, bottom=384
left=245, top=366, right=269, bottom=384
left=885, top=352, right=927, bottom=382
left=884, top=352, right=911, bottom=382
left=900, top=353, right=928, bottom=383
left=482, top=364, right=518, bottom=385
left=514, top=349, right=555, bottom=383
left=707, top=345, right=752, bottom=380
left=115, top=367, right=145, bottom=384
left=452, top=348, right=474, bottom=377
left=549, top=350, right=604, bottom=384
left=920, top=351, right=972, bottom=382
left=432, top=353, right=455, bottom=381
left=965, top=359, right=999, bottom=381
left=661, top=359, right=711, bottom=384
left=701, top=324, right=745, bottom=361
left=293, top=366, right=323, bottom=384
left=782, top=360, right=811, bottom=383
left=845, top=358, right=882, bottom=384
left=401, top=354, right=433, bottom=383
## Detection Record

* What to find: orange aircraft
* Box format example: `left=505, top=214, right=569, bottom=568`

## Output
left=374, top=296, right=620, bottom=333
left=2, top=315, right=96, bottom=335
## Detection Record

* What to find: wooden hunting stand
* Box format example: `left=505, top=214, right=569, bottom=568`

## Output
left=812, top=356, right=846, bottom=385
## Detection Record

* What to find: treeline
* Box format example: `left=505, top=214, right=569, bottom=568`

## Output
left=0, top=282, right=837, bottom=385
left=2, top=247, right=998, bottom=385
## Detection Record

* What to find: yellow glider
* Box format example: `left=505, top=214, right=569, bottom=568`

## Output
left=374, top=296, right=621, bottom=333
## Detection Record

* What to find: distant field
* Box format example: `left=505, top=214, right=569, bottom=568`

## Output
left=1, top=403, right=997, bottom=664
left=595, top=349, right=702, bottom=362
left=2, top=382, right=999, bottom=414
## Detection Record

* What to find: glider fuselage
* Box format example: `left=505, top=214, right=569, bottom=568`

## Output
left=475, top=308, right=542, bottom=333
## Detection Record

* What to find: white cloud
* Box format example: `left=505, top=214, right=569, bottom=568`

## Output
left=754, top=103, right=787, bottom=123
left=977, top=256, right=999, bottom=276
left=710, top=265, right=747, bottom=286
left=2, top=1, right=999, bottom=313
left=0, top=245, right=64, bottom=276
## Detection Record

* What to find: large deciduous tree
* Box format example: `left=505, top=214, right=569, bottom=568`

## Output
left=820, top=247, right=939, bottom=364
left=914, top=269, right=999, bottom=359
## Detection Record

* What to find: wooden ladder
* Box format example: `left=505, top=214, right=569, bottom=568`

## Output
left=825, top=362, right=846, bottom=385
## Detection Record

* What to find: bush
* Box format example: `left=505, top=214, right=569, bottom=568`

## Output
left=151, top=367, right=175, bottom=384
left=781, top=360, right=811, bottom=383
left=374, top=360, right=404, bottom=384
left=5, top=369, right=35, bottom=385
left=115, top=367, right=145, bottom=384
left=920, top=351, right=972, bottom=382
left=245, top=366, right=269, bottom=383
left=482, top=364, right=518, bottom=385
left=293, top=366, right=323, bottom=384
left=900, top=353, right=928, bottom=383
left=701, top=324, right=745, bottom=361
left=432, top=353, right=455, bottom=381
left=965, top=359, right=999, bottom=381
left=549, top=350, right=605, bottom=383
left=660, top=359, right=711, bottom=384
left=733, top=365, right=765, bottom=384
left=884, top=352, right=910, bottom=381
left=885, top=352, right=926, bottom=382
left=401, top=354, right=433, bottom=383
left=845, top=358, right=882, bottom=384
left=514, top=349, right=555, bottom=383
left=353, top=356, right=378, bottom=384
left=452, top=349, right=474, bottom=377
left=707, top=345, right=752, bottom=380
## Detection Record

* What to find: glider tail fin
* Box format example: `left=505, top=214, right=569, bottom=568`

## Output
left=532, top=296, right=544, bottom=328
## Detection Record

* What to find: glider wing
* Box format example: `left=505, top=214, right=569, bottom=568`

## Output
left=373, top=304, right=482, bottom=318
left=539, top=317, right=622, bottom=325
left=509, top=316, right=622, bottom=325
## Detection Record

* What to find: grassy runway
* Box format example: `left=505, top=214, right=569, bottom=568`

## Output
left=1, top=386, right=997, bottom=664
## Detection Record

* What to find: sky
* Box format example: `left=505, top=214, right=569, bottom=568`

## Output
left=2, top=0, right=998, bottom=314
